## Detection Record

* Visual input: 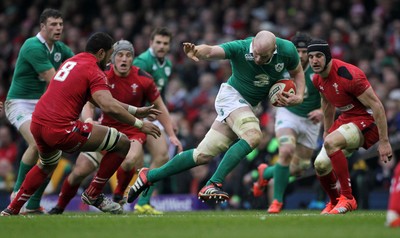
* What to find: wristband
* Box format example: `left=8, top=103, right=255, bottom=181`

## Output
left=134, top=119, right=143, bottom=129
left=128, top=105, right=138, bottom=115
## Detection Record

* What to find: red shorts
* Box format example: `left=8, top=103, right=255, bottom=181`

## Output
left=119, top=128, right=146, bottom=144
left=31, top=120, right=93, bottom=154
left=328, top=115, right=379, bottom=149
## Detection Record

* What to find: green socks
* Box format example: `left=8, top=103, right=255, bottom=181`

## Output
left=137, top=186, right=155, bottom=206
left=208, top=139, right=252, bottom=185
left=14, top=161, right=50, bottom=209
left=148, top=149, right=197, bottom=183
left=263, top=165, right=275, bottom=180
left=273, top=163, right=290, bottom=202
left=26, top=177, right=51, bottom=209
left=13, top=161, right=33, bottom=192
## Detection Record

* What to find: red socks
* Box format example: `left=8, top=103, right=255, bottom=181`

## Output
left=329, top=150, right=353, bottom=199
left=114, top=166, right=135, bottom=196
left=85, top=152, right=125, bottom=198
left=9, top=165, right=49, bottom=213
left=317, top=171, right=340, bottom=204
left=57, top=177, right=80, bottom=209
left=388, top=163, right=400, bottom=213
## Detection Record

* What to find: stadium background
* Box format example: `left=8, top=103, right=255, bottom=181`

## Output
left=0, top=0, right=400, bottom=211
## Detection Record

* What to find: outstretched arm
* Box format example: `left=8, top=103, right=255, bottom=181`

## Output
left=183, top=43, right=225, bottom=61
left=92, top=90, right=161, bottom=138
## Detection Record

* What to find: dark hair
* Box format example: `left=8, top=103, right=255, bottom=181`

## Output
left=39, top=8, right=63, bottom=24
left=150, top=27, right=172, bottom=41
left=291, top=32, right=312, bottom=48
left=85, top=32, right=114, bottom=54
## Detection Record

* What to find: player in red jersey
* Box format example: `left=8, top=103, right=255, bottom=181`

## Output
left=307, top=39, right=393, bottom=215
left=387, top=163, right=400, bottom=227
left=0, top=33, right=161, bottom=216
left=47, top=40, right=182, bottom=214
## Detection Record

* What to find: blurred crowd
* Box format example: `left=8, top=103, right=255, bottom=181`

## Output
left=1, top=0, right=400, bottom=210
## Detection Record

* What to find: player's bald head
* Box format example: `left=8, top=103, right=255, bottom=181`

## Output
left=254, top=31, right=276, bottom=52
left=252, top=31, right=277, bottom=65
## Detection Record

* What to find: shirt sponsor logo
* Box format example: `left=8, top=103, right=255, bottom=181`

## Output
left=338, top=104, right=354, bottom=111
left=254, top=74, right=270, bottom=87
left=245, top=53, right=254, bottom=61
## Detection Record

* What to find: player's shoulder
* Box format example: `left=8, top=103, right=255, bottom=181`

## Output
left=276, top=37, right=297, bottom=56
left=20, top=37, right=43, bottom=51
left=136, top=67, right=154, bottom=80
left=333, top=59, right=364, bottom=80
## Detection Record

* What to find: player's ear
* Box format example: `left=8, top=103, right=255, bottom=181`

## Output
left=96, top=48, right=106, bottom=60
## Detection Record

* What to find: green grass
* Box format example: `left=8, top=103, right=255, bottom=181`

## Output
left=1, top=210, right=399, bottom=238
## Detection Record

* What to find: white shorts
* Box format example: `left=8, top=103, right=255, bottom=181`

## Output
left=5, top=99, right=39, bottom=130
left=144, top=119, right=165, bottom=131
left=274, top=107, right=321, bottom=150
left=215, top=83, right=254, bottom=122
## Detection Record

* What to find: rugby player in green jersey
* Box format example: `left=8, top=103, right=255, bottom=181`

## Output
left=127, top=30, right=306, bottom=204
left=131, top=27, right=176, bottom=214
left=5, top=8, right=74, bottom=214
left=253, top=32, right=323, bottom=213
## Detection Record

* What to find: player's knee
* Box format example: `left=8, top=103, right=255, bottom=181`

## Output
left=278, top=144, right=295, bottom=164
left=242, top=128, right=262, bottom=148
left=193, top=129, right=233, bottom=164
left=70, top=166, right=93, bottom=183
left=314, top=147, right=332, bottom=176
left=154, top=153, right=169, bottom=166
left=193, top=151, right=214, bottom=165
left=98, top=127, right=128, bottom=155
left=232, top=115, right=261, bottom=148
left=39, top=150, right=62, bottom=166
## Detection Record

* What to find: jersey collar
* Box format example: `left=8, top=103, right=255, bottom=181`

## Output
left=249, top=42, right=277, bottom=64
left=36, top=32, right=54, bottom=53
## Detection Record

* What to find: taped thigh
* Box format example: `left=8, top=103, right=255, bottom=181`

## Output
left=96, top=127, right=122, bottom=151
left=290, top=155, right=311, bottom=174
left=278, top=135, right=296, bottom=146
left=231, top=111, right=260, bottom=137
left=82, top=151, right=103, bottom=168
left=337, top=123, right=362, bottom=149
left=314, top=146, right=332, bottom=176
left=40, top=150, right=62, bottom=165
left=193, top=129, right=233, bottom=161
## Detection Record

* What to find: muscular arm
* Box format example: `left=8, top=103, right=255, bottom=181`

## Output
left=152, top=96, right=175, bottom=137
left=288, top=63, right=305, bottom=99
left=81, top=101, right=96, bottom=122
left=39, top=68, right=56, bottom=83
left=91, top=90, right=140, bottom=127
left=357, top=87, right=390, bottom=144
left=152, top=96, right=183, bottom=152
left=183, top=43, right=225, bottom=61
left=277, top=62, right=305, bottom=106
left=321, top=93, right=335, bottom=138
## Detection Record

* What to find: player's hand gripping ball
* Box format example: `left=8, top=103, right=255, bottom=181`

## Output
left=268, top=80, right=296, bottom=107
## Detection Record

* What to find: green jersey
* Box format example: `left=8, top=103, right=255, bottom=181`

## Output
left=220, top=37, right=299, bottom=106
left=7, top=34, right=74, bottom=100
left=286, top=65, right=321, bottom=117
left=133, top=48, right=172, bottom=97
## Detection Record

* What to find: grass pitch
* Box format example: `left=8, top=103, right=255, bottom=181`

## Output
left=1, top=210, right=399, bottom=238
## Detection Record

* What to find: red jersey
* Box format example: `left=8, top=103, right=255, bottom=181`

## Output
left=32, top=53, right=110, bottom=128
left=99, top=65, right=160, bottom=137
left=312, top=59, right=374, bottom=121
